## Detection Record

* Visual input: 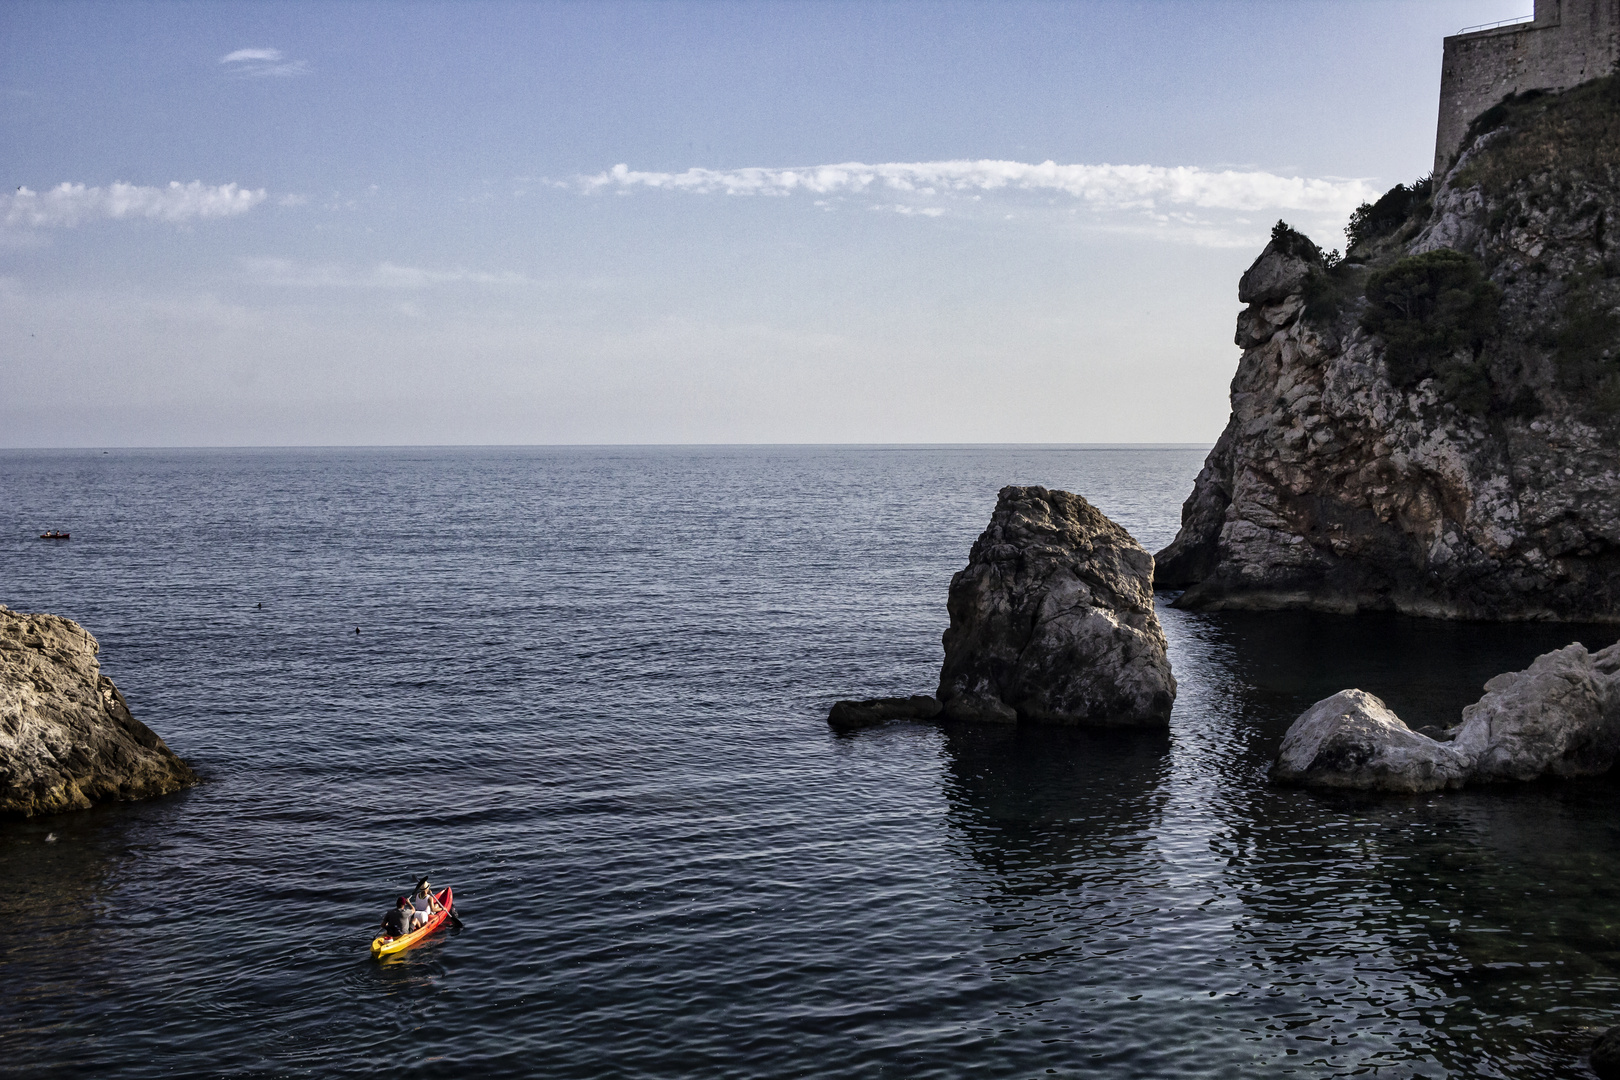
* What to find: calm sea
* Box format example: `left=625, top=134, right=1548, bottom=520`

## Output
left=3, top=446, right=1619, bottom=1079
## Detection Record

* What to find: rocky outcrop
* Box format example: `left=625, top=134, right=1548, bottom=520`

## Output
left=936, top=486, right=1175, bottom=726
left=1273, top=640, right=1620, bottom=791
left=1453, top=641, right=1620, bottom=781
left=0, top=606, right=198, bottom=816
left=1272, top=689, right=1471, bottom=792
left=827, top=695, right=942, bottom=732
left=1158, top=77, right=1620, bottom=621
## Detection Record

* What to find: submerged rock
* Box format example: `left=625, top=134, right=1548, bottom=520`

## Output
left=1593, top=1025, right=1620, bottom=1080
left=0, top=606, right=198, bottom=816
left=827, top=695, right=942, bottom=732
left=1272, top=689, right=1471, bottom=792
left=1274, top=640, right=1620, bottom=791
left=936, top=486, right=1175, bottom=726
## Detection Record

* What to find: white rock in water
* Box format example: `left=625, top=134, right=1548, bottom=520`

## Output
left=1274, top=641, right=1620, bottom=792
left=936, top=485, right=1175, bottom=726
left=1271, top=689, right=1471, bottom=793
left=1452, top=642, right=1620, bottom=782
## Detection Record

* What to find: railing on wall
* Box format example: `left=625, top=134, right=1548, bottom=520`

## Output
left=1458, top=14, right=1536, bottom=34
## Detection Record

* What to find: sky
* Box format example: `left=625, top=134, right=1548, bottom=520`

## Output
left=0, top=0, right=1532, bottom=447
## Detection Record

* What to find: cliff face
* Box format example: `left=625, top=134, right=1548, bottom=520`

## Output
left=1158, top=77, right=1620, bottom=621
left=0, top=606, right=198, bottom=816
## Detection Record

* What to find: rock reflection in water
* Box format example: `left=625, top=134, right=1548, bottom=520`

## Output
left=1168, top=605, right=1620, bottom=737
left=938, top=721, right=1170, bottom=891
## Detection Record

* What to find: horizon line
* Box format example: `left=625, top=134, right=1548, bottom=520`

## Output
left=0, top=441, right=1215, bottom=452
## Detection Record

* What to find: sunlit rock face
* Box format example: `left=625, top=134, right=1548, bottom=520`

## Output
left=1274, top=640, right=1620, bottom=791
left=1272, top=689, right=1472, bottom=793
left=937, top=485, right=1175, bottom=727
left=1158, top=77, right=1620, bottom=622
left=1452, top=641, right=1620, bottom=782
left=0, top=606, right=197, bottom=817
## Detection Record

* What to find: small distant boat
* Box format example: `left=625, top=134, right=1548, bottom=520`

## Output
left=371, top=886, right=453, bottom=957
left=38, top=531, right=70, bottom=540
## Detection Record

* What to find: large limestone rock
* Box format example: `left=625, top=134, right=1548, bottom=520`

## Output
left=1272, top=689, right=1471, bottom=792
left=1157, top=78, right=1620, bottom=622
left=936, top=486, right=1175, bottom=726
left=1237, top=229, right=1322, bottom=305
left=1452, top=641, right=1620, bottom=781
left=1274, top=640, right=1620, bottom=791
left=0, top=606, right=198, bottom=816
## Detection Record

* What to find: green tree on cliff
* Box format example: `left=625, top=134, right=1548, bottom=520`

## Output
left=1361, top=249, right=1502, bottom=411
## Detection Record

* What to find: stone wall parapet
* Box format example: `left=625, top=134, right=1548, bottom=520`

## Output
left=1433, top=0, right=1620, bottom=176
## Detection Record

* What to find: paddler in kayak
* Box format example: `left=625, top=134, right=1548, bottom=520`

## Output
left=408, top=878, right=445, bottom=930
left=380, top=898, right=412, bottom=939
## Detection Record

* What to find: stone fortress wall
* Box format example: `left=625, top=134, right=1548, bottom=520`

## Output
left=1434, top=0, right=1620, bottom=176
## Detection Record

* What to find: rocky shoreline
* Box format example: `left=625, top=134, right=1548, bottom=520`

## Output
left=819, top=76, right=1620, bottom=1069
left=0, top=606, right=198, bottom=817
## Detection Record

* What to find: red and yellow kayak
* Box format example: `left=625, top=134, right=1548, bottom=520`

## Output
left=371, top=886, right=453, bottom=957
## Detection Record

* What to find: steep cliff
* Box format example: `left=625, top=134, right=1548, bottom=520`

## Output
left=1158, top=76, right=1620, bottom=620
left=0, top=606, right=198, bottom=816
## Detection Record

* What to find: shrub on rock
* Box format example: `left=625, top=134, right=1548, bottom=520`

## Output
left=1360, top=249, right=1502, bottom=408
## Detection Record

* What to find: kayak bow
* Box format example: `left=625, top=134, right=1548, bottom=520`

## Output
left=370, top=886, right=453, bottom=958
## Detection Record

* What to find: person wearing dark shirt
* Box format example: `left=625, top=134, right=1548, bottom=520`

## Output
left=381, top=898, right=412, bottom=938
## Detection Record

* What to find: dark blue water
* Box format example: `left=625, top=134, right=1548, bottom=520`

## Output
left=4, top=446, right=1620, bottom=1079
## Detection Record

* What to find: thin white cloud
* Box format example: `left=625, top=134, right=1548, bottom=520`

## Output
left=220, top=47, right=309, bottom=78
left=580, top=159, right=1378, bottom=216
left=4, top=181, right=267, bottom=228
left=374, top=263, right=530, bottom=287
left=244, top=257, right=534, bottom=289
left=221, top=48, right=282, bottom=63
